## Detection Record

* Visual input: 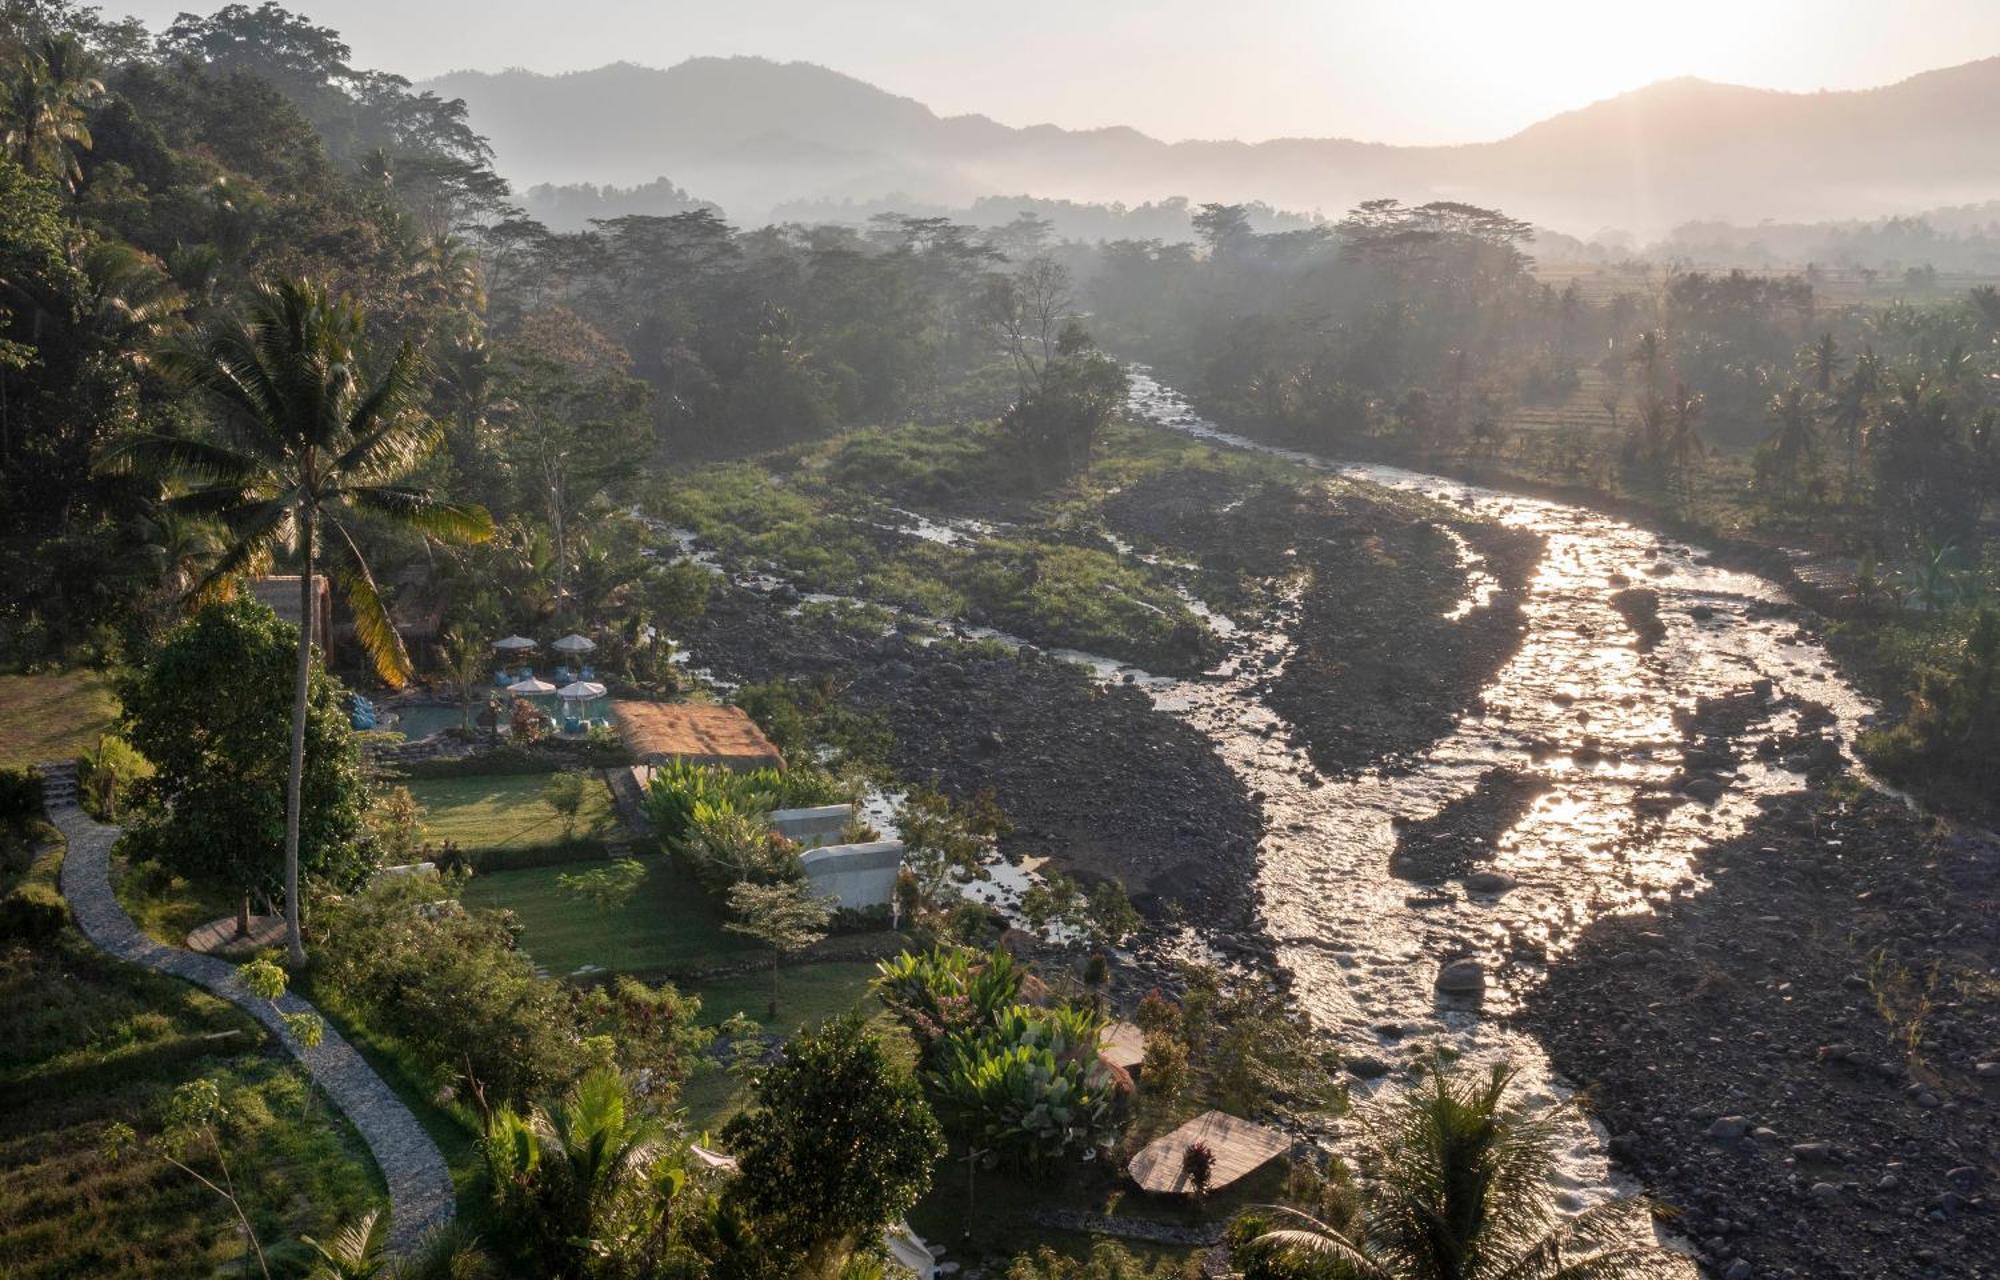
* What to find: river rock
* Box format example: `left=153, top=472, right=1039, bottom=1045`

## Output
left=1435, top=958, right=1485, bottom=994
left=1464, top=870, right=1517, bottom=895
left=1681, top=775, right=1727, bottom=804
left=1723, top=1261, right=1752, bottom=1280
left=1708, top=1115, right=1752, bottom=1140
left=1346, top=1054, right=1392, bottom=1079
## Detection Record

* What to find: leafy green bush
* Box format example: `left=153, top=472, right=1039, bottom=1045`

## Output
left=0, top=886, right=65, bottom=942
left=310, top=875, right=585, bottom=1107
left=928, top=1001, right=1118, bottom=1175
left=877, top=946, right=1116, bottom=1175
left=1858, top=606, right=2000, bottom=818
left=0, top=769, right=43, bottom=825
left=640, top=759, right=845, bottom=846
left=683, top=804, right=802, bottom=892
left=720, top=1015, right=944, bottom=1278
left=874, top=945, right=1023, bottom=1058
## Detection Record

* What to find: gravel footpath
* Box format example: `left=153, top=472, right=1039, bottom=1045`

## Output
left=43, top=789, right=455, bottom=1253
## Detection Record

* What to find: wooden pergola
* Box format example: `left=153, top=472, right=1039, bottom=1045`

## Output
left=1127, top=1110, right=1292, bottom=1195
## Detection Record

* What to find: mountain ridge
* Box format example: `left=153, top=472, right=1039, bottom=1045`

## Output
left=425, top=55, right=2000, bottom=235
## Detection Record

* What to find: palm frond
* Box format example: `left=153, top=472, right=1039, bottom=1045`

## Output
left=325, top=517, right=413, bottom=687
left=301, top=1206, right=388, bottom=1279
left=98, top=431, right=264, bottom=485
left=1254, top=1230, right=1392, bottom=1279
left=184, top=501, right=290, bottom=601
left=344, top=485, right=495, bottom=544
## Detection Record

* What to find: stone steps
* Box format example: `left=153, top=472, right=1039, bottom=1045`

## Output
left=34, top=761, right=78, bottom=810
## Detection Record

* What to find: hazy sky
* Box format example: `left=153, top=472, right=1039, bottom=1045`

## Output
left=121, top=0, right=2000, bottom=144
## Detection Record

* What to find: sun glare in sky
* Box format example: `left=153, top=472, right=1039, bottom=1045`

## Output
left=113, top=0, right=2000, bottom=144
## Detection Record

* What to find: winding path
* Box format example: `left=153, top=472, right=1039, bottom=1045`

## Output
left=41, top=779, right=456, bottom=1253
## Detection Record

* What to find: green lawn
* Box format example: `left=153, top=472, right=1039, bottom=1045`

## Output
left=406, top=772, right=617, bottom=853
left=460, top=856, right=757, bottom=975
left=0, top=670, right=120, bottom=771
left=0, top=852, right=379, bottom=1280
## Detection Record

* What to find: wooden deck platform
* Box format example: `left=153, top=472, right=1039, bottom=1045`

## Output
left=185, top=913, right=285, bottom=956
left=1127, top=1109, right=1293, bottom=1195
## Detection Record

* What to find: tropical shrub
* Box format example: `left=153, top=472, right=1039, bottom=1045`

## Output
left=485, top=1068, right=689, bottom=1279
left=311, top=875, right=585, bottom=1108
left=874, top=945, right=1024, bottom=1059
left=927, top=1001, right=1119, bottom=1175
left=75, top=734, right=149, bottom=822
left=642, top=759, right=845, bottom=847
left=684, top=804, right=803, bottom=892
left=1859, top=606, right=2000, bottom=818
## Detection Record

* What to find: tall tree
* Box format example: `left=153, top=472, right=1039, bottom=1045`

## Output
left=721, top=1015, right=944, bottom=1280
left=107, top=278, right=492, bottom=964
left=119, top=597, right=372, bottom=937
left=1, top=30, right=100, bottom=191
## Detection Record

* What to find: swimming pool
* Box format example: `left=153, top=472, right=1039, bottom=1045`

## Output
left=385, top=703, right=472, bottom=740
left=385, top=698, right=611, bottom=739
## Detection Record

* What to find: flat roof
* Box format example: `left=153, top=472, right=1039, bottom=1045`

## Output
left=613, top=701, right=784, bottom=770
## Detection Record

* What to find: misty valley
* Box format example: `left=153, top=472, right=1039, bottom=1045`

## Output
left=0, top=5, right=1996, bottom=1280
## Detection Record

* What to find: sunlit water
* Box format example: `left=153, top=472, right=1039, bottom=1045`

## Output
left=1122, top=368, right=1874, bottom=1219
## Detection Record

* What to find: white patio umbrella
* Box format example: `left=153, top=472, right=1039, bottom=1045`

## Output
left=494, top=635, right=537, bottom=652
left=557, top=681, right=607, bottom=700
left=551, top=633, right=597, bottom=654
left=507, top=677, right=557, bottom=695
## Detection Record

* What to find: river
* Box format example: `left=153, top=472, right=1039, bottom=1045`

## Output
left=1119, top=368, right=1876, bottom=1217
left=652, top=371, right=1878, bottom=1220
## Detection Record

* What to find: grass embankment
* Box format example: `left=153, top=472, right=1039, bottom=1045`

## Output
left=0, top=850, right=378, bottom=1280
left=651, top=421, right=1277, bottom=673
left=406, top=772, right=617, bottom=853
left=0, top=670, right=119, bottom=771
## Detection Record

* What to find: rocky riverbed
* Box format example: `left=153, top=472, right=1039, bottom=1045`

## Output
left=677, top=587, right=1265, bottom=928
left=1518, top=787, right=1999, bottom=1280
left=665, top=369, right=1979, bottom=1268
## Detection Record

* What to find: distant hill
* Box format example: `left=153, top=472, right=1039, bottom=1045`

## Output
left=427, top=55, right=2000, bottom=236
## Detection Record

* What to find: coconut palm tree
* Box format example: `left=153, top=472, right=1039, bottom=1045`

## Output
left=1827, top=348, right=1880, bottom=497
left=485, top=1069, right=677, bottom=1276
left=1806, top=332, right=1842, bottom=394
left=2, top=32, right=102, bottom=191
left=1763, top=384, right=1819, bottom=503
left=1663, top=382, right=1704, bottom=507
left=104, top=278, right=493, bottom=965
left=1255, top=1060, right=1682, bottom=1280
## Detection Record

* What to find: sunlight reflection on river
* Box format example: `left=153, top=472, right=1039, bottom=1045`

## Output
left=1124, top=368, right=1875, bottom=1217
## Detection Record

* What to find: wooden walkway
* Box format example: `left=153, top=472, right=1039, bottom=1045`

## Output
left=185, top=912, right=286, bottom=955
